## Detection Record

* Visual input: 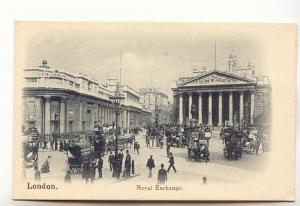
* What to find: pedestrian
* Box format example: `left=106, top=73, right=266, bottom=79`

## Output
left=59, top=140, right=64, bottom=152
left=166, top=142, right=171, bottom=157
left=34, top=165, right=41, bottom=181
left=256, top=134, right=262, bottom=155
left=202, top=176, right=207, bottom=184
left=82, top=160, right=90, bottom=183
left=160, top=137, right=164, bottom=149
left=119, top=149, right=124, bottom=171
left=146, top=155, right=155, bottom=178
left=41, top=156, right=51, bottom=173
left=97, top=157, right=103, bottom=178
left=136, top=142, right=140, bottom=155
left=90, top=160, right=96, bottom=183
left=64, top=170, right=71, bottom=183
left=112, top=155, right=121, bottom=179
left=146, top=136, right=150, bottom=147
left=123, top=150, right=131, bottom=178
left=157, top=163, right=167, bottom=184
left=54, top=139, right=58, bottom=150
left=43, top=139, right=47, bottom=149
left=108, top=152, right=114, bottom=171
left=133, top=142, right=137, bottom=151
left=50, top=139, right=54, bottom=150
left=167, top=152, right=176, bottom=173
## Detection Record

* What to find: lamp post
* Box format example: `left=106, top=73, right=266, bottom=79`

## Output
left=109, top=83, right=125, bottom=155
left=109, top=83, right=125, bottom=178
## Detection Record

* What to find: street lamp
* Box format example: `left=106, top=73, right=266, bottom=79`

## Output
left=109, top=83, right=125, bottom=179
left=109, top=83, right=125, bottom=156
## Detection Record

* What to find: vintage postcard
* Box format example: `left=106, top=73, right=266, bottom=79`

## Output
left=13, top=22, right=296, bottom=201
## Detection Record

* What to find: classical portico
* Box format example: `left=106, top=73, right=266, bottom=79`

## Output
left=172, top=70, right=269, bottom=126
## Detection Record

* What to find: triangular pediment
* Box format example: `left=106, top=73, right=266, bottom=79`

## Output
left=179, top=70, right=254, bottom=87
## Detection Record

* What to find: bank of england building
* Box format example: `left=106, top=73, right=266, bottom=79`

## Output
left=172, top=54, right=271, bottom=127
left=22, top=60, right=151, bottom=140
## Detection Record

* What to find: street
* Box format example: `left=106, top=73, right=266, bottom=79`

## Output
left=25, top=130, right=269, bottom=185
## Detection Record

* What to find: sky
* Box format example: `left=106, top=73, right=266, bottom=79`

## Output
left=24, top=23, right=267, bottom=98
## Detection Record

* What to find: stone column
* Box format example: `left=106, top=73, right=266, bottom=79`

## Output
left=111, top=108, right=115, bottom=124
left=107, top=107, right=111, bottom=123
left=107, top=108, right=110, bottom=124
left=90, top=105, right=95, bottom=130
left=97, top=105, right=101, bottom=124
left=65, top=99, right=70, bottom=133
left=35, top=97, right=43, bottom=134
left=101, top=105, right=105, bottom=124
left=100, top=106, right=103, bottom=124
left=44, top=96, right=51, bottom=136
left=178, top=93, right=183, bottom=125
left=107, top=107, right=110, bottom=124
left=78, top=99, right=82, bottom=132
left=188, top=93, right=192, bottom=122
left=239, top=92, right=244, bottom=122
left=198, top=93, right=202, bottom=124
left=127, top=110, right=130, bottom=128
left=100, top=106, right=104, bottom=125
left=103, top=106, right=106, bottom=124
left=250, top=91, right=255, bottom=125
left=59, top=97, right=66, bottom=136
left=123, top=110, right=127, bottom=130
left=229, top=92, right=233, bottom=125
left=218, top=92, right=223, bottom=126
left=208, top=93, right=212, bottom=126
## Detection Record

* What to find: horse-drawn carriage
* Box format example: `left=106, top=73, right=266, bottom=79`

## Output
left=186, top=127, right=210, bottom=163
left=168, top=130, right=184, bottom=148
left=66, top=142, right=94, bottom=174
left=23, top=128, right=40, bottom=168
left=241, top=127, right=257, bottom=153
left=105, top=134, right=134, bottom=152
left=221, top=127, right=242, bottom=160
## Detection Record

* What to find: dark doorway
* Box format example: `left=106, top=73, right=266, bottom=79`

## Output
left=212, top=93, right=219, bottom=126
left=233, top=92, right=240, bottom=124
left=222, top=93, right=229, bottom=123
left=202, top=93, right=208, bottom=124
left=243, top=91, right=251, bottom=125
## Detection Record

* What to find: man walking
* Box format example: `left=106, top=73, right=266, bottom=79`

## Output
left=146, top=136, right=150, bottom=147
left=97, top=156, right=103, bottom=178
left=123, top=150, right=131, bottom=178
left=54, top=138, right=58, bottom=150
left=146, top=155, right=155, bottom=178
left=82, top=160, right=90, bottom=183
left=167, top=152, right=176, bottom=173
left=90, top=159, right=96, bottom=183
left=136, top=142, right=140, bottom=155
left=157, top=163, right=167, bottom=184
left=108, top=152, right=114, bottom=171
left=166, top=141, right=171, bottom=157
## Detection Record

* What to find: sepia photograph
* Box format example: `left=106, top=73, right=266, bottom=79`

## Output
left=12, top=22, right=296, bottom=201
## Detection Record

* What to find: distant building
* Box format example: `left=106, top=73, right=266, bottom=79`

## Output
left=138, top=87, right=171, bottom=124
left=23, top=60, right=151, bottom=139
left=172, top=53, right=271, bottom=126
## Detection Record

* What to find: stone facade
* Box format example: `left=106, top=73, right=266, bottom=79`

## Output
left=138, top=87, right=171, bottom=124
left=23, top=61, right=151, bottom=139
left=172, top=64, right=271, bottom=126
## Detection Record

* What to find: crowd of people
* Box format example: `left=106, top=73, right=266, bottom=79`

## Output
left=26, top=120, right=272, bottom=185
